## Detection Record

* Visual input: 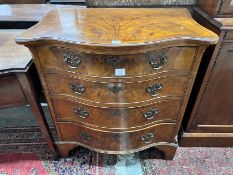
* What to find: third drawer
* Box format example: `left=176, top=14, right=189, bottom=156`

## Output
left=51, top=96, right=180, bottom=130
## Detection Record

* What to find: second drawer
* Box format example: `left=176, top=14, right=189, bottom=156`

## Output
left=51, top=96, right=180, bottom=129
left=45, top=73, right=188, bottom=104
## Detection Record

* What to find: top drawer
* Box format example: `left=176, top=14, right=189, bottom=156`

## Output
left=36, top=46, right=197, bottom=78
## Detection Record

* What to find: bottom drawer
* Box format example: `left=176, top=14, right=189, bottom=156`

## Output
left=58, top=122, right=176, bottom=152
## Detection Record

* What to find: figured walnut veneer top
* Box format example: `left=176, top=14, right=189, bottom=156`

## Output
left=0, top=30, right=31, bottom=73
left=16, top=8, right=218, bottom=47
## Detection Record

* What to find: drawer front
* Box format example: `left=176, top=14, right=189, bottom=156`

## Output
left=0, top=75, right=26, bottom=108
left=37, top=46, right=197, bottom=77
left=45, top=74, right=188, bottom=104
left=51, top=96, right=180, bottom=129
left=58, top=122, right=176, bottom=152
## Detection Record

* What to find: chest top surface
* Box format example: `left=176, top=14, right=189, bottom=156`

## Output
left=16, top=8, right=218, bottom=47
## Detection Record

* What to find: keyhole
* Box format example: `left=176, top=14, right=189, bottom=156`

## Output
left=112, top=110, right=121, bottom=116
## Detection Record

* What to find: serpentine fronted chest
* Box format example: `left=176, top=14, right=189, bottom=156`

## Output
left=16, top=8, right=218, bottom=159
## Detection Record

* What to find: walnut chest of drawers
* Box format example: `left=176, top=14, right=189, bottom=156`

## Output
left=16, top=8, right=218, bottom=159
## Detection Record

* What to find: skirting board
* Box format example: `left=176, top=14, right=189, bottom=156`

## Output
left=180, top=132, right=233, bottom=147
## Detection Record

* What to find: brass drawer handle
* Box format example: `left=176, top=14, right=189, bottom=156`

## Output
left=109, top=84, right=122, bottom=93
left=140, top=132, right=154, bottom=144
left=146, top=83, right=163, bottom=96
left=69, top=83, right=85, bottom=94
left=80, top=131, right=91, bottom=142
left=74, top=107, right=89, bottom=119
left=144, top=108, right=159, bottom=120
left=64, top=52, right=82, bottom=68
left=149, top=54, right=167, bottom=70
